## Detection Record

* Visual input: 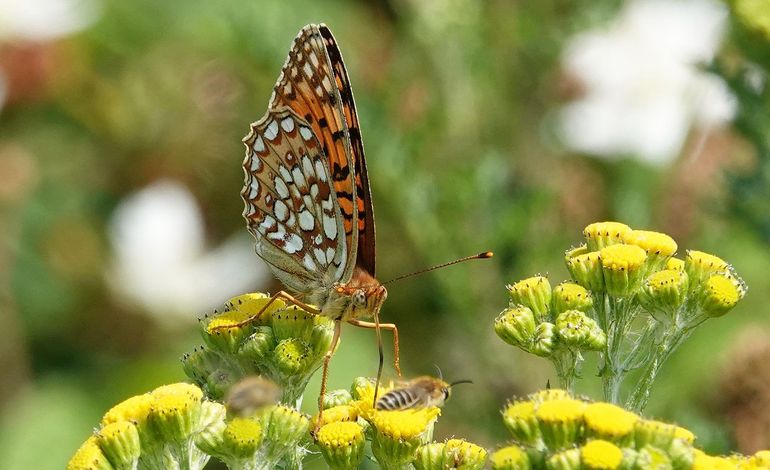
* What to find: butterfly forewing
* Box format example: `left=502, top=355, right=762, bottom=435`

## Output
left=269, top=24, right=376, bottom=278
left=242, top=108, right=347, bottom=292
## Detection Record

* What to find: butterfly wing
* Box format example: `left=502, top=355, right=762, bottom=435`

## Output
left=269, top=23, right=376, bottom=278
left=242, top=108, right=347, bottom=293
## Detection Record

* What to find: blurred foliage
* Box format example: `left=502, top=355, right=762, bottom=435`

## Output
left=2, top=0, right=770, bottom=468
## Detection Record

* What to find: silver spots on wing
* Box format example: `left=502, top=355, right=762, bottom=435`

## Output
left=281, top=116, right=295, bottom=132
left=264, top=120, right=279, bottom=140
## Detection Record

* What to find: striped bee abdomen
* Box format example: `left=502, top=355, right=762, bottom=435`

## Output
left=375, top=388, right=421, bottom=411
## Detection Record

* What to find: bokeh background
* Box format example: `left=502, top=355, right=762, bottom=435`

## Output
left=2, top=0, right=770, bottom=467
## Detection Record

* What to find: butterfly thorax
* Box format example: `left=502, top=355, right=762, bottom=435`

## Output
left=311, top=266, right=387, bottom=322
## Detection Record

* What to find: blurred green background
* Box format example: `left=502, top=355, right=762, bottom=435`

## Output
left=2, top=0, right=770, bottom=467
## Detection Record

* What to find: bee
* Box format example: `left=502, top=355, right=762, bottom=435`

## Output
left=375, top=376, right=472, bottom=411
left=225, top=376, right=281, bottom=416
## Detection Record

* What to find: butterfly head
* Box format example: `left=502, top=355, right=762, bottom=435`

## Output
left=334, top=267, right=388, bottom=320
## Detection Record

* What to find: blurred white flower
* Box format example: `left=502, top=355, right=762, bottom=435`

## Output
left=558, top=0, right=736, bottom=165
left=108, top=180, right=270, bottom=326
left=0, top=0, right=99, bottom=42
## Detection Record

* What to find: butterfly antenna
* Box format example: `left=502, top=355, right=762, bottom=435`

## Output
left=382, top=252, right=493, bottom=285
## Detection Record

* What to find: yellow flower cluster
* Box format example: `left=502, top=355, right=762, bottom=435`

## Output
left=494, top=389, right=770, bottom=470
left=183, top=292, right=336, bottom=404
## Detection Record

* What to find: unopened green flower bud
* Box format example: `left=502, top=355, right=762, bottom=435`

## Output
left=96, top=421, right=141, bottom=469
left=503, top=400, right=541, bottom=445
left=545, top=448, right=581, bottom=470
left=222, top=417, right=263, bottom=459
left=636, top=445, right=672, bottom=469
left=600, top=244, right=647, bottom=297
left=262, top=405, right=310, bottom=451
left=584, top=222, right=632, bottom=251
left=633, top=419, right=676, bottom=450
left=552, top=283, right=593, bottom=314
left=698, top=273, right=747, bottom=318
left=194, top=402, right=227, bottom=457
left=583, top=402, right=638, bottom=446
left=532, top=322, right=556, bottom=357
left=274, top=338, right=311, bottom=375
left=67, top=437, right=114, bottom=470
left=638, top=270, right=689, bottom=319
left=507, top=276, right=552, bottom=322
left=580, top=439, right=623, bottom=470
left=490, top=445, right=531, bottom=470
left=414, top=442, right=446, bottom=470
left=685, top=250, right=729, bottom=291
left=204, top=368, right=241, bottom=400
left=149, top=384, right=203, bottom=444
left=555, top=310, right=604, bottom=351
left=565, top=247, right=605, bottom=292
left=181, top=347, right=228, bottom=388
left=237, top=326, right=276, bottom=364
left=535, top=398, right=586, bottom=451
left=316, top=421, right=366, bottom=470
left=623, top=230, right=678, bottom=274
left=669, top=437, right=695, bottom=470
left=495, top=306, right=537, bottom=348
left=323, top=389, right=353, bottom=409
left=311, top=315, right=337, bottom=356
left=272, top=305, right=315, bottom=341
left=414, top=439, right=487, bottom=470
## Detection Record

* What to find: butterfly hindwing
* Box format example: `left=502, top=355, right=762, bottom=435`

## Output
left=242, top=108, right=347, bottom=292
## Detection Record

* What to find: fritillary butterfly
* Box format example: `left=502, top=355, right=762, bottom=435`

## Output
left=238, top=24, right=398, bottom=414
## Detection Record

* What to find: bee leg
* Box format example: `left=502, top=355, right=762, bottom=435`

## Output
left=348, top=317, right=401, bottom=406
left=314, top=319, right=342, bottom=435
left=211, top=290, right=320, bottom=331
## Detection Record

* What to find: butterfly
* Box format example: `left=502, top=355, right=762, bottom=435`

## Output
left=237, top=24, right=399, bottom=415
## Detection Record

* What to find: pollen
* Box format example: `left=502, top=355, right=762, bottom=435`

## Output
left=223, top=417, right=263, bottom=456
left=490, top=445, right=529, bottom=468
left=580, top=439, right=623, bottom=469
left=369, top=407, right=441, bottom=440
left=316, top=421, right=365, bottom=448
left=600, top=244, right=647, bottom=271
left=666, top=257, right=685, bottom=271
left=152, top=383, right=204, bottom=402
left=584, top=402, right=638, bottom=440
left=66, top=437, right=110, bottom=470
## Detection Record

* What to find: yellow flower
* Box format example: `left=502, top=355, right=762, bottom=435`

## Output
left=204, top=308, right=257, bottom=352
left=633, top=419, right=676, bottom=450
left=502, top=400, right=540, bottom=444
left=67, top=437, right=113, bottom=470
left=312, top=404, right=359, bottom=429
left=351, top=377, right=393, bottom=417
left=414, top=439, right=488, bottom=470
left=490, top=445, right=531, bottom=470
left=581, top=439, right=623, bottom=470
left=273, top=338, right=312, bottom=375
left=95, top=421, right=140, bottom=469
left=101, top=393, right=154, bottom=427
left=369, top=408, right=441, bottom=467
left=600, top=244, right=647, bottom=297
left=222, top=417, right=263, bottom=458
left=507, top=276, right=552, bottom=322
left=699, top=273, right=747, bottom=318
left=149, top=386, right=202, bottom=443
left=623, top=230, right=677, bottom=272
left=316, top=421, right=366, bottom=470
left=552, top=282, right=593, bottom=314
left=685, top=250, right=728, bottom=290
left=692, top=450, right=737, bottom=470
left=272, top=305, right=316, bottom=341
left=535, top=398, right=586, bottom=450
left=565, top=247, right=605, bottom=292
left=673, top=426, right=695, bottom=445
left=225, top=292, right=285, bottom=324
left=638, top=269, right=689, bottom=317
left=583, top=402, right=638, bottom=444
left=262, top=404, right=310, bottom=448
left=666, top=257, right=685, bottom=271
left=751, top=450, right=770, bottom=466
left=530, top=388, right=572, bottom=403
left=583, top=222, right=632, bottom=251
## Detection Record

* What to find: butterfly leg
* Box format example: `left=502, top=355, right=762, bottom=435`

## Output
left=348, top=316, right=401, bottom=406
left=211, top=290, right=320, bottom=331
left=315, top=319, right=342, bottom=434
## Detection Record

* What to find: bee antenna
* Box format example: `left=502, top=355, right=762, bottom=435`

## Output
left=433, top=364, right=443, bottom=380
left=449, top=379, right=473, bottom=387
left=382, top=252, right=493, bottom=285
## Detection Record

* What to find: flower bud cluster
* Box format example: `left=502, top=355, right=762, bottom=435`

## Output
left=182, top=292, right=336, bottom=405
left=314, top=377, right=487, bottom=469
left=496, top=277, right=606, bottom=358
left=492, top=389, right=769, bottom=470
left=68, top=383, right=221, bottom=470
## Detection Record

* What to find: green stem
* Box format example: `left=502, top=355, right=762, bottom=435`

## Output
left=552, top=349, right=579, bottom=393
